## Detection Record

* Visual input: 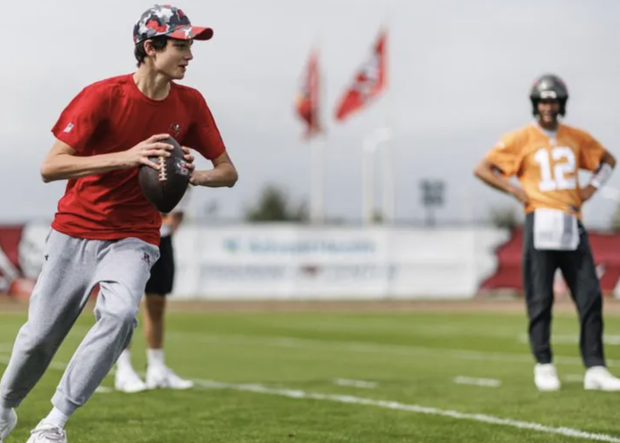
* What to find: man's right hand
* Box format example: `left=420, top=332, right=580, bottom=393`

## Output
left=119, top=134, right=174, bottom=170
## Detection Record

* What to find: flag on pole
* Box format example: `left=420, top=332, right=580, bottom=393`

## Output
left=294, top=49, right=322, bottom=138
left=334, top=29, right=387, bottom=122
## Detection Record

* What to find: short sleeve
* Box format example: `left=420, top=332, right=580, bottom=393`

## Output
left=578, top=131, right=607, bottom=172
left=485, top=132, right=523, bottom=177
left=51, top=85, right=109, bottom=153
left=182, top=91, right=226, bottom=160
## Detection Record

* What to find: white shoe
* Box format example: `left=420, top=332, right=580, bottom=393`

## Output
left=584, top=366, right=620, bottom=391
left=0, top=408, right=17, bottom=443
left=146, top=366, right=195, bottom=390
left=26, top=421, right=67, bottom=443
left=534, top=363, right=561, bottom=391
left=115, top=368, right=148, bottom=393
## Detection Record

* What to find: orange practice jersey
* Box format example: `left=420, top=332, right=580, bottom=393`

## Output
left=485, top=123, right=607, bottom=216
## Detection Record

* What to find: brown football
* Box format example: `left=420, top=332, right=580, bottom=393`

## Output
left=138, top=136, right=190, bottom=214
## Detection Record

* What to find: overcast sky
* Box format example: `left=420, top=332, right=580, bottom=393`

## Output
left=2, top=0, right=620, bottom=227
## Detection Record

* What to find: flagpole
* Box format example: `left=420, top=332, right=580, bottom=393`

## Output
left=310, top=134, right=324, bottom=224
left=335, top=26, right=389, bottom=225
left=380, top=17, right=395, bottom=226
left=310, top=38, right=325, bottom=225
left=297, top=40, right=324, bottom=225
left=363, top=127, right=391, bottom=225
left=362, top=137, right=375, bottom=225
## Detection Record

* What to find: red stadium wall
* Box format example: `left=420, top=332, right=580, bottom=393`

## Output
left=480, top=228, right=620, bottom=297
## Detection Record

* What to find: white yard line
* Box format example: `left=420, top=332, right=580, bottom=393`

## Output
left=0, top=352, right=619, bottom=442
left=453, top=376, right=501, bottom=388
left=518, top=334, right=620, bottom=345
left=94, top=386, right=113, bottom=394
left=333, top=378, right=377, bottom=389
left=193, top=378, right=620, bottom=443
left=0, top=326, right=616, bottom=369
left=0, top=354, right=67, bottom=372
left=167, top=332, right=620, bottom=368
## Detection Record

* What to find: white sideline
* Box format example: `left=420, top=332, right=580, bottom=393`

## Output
left=0, top=352, right=619, bottom=442
left=193, top=378, right=620, bottom=443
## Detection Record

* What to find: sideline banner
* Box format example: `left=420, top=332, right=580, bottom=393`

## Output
left=2, top=223, right=618, bottom=300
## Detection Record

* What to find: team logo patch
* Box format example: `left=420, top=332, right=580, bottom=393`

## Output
left=170, top=123, right=181, bottom=137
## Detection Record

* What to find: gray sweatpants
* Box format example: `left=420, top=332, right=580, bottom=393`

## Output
left=0, top=229, right=159, bottom=415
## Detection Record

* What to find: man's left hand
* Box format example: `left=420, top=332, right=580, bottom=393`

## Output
left=581, top=185, right=597, bottom=202
left=182, top=146, right=195, bottom=174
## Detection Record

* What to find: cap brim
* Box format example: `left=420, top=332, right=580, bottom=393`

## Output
left=169, top=25, right=214, bottom=41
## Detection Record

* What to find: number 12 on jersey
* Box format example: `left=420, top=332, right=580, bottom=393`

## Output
left=534, top=147, right=577, bottom=192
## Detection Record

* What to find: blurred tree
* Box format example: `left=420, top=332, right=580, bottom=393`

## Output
left=244, top=184, right=308, bottom=222
left=488, top=205, right=522, bottom=230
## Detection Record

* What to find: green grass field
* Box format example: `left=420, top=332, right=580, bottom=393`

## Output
left=2, top=301, right=620, bottom=443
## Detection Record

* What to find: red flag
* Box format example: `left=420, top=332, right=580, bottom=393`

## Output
left=335, top=29, right=387, bottom=122
left=294, top=49, right=321, bottom=138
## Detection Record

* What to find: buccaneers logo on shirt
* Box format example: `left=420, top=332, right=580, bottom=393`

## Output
left=169, top=123, right=181, bottom=137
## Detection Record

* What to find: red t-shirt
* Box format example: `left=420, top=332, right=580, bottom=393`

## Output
left=50, top=74, right=226, bottom=245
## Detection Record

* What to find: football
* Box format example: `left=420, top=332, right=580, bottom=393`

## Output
left=138, top=136, right=191, bottom=213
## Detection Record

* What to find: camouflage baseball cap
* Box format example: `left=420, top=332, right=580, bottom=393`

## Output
left=133, top=4, right=213, bottom=44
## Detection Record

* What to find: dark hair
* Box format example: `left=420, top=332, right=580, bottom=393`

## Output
left=134, top=36, right=169, bottom=67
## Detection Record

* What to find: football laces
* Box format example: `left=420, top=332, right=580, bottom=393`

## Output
left=158, top=156, right=168, bottom=182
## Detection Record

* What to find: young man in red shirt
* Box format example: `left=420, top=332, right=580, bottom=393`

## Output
left=0, top=5, right=237, bottom=442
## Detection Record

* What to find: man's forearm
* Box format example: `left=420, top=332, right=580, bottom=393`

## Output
left=40, top=152, right=127, bottom=183
left=193, top=164, right=238, bottom=188
left=474, top=163, right=516, bottom=195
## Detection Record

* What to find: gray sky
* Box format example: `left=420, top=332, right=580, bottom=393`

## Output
left=3, top=0, right=620, bottom=227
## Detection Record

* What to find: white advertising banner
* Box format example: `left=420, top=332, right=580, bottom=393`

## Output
left=171, top=224, right=508, bottom=300
left=7, top=222, right=620, bottom=301
left=0, top=222, right=509, bottom=301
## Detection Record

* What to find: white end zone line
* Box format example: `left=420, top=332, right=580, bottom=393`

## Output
left=1, top=352, right=620, bottom=441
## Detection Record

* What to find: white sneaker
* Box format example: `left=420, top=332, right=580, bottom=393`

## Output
left=584, top=366, right=620, bottom=391
left=534, top=363, right=561, bottom=391
left=0, top=408, right=17, bottom=443
left=146, top=366, right=195, bottom=390
left=26, top=421, right=67, bottom=443
left=115, top=368, right=148, bottom=393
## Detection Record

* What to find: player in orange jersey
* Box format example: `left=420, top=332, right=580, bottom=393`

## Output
left=474, top=74, right=620, bottom=392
